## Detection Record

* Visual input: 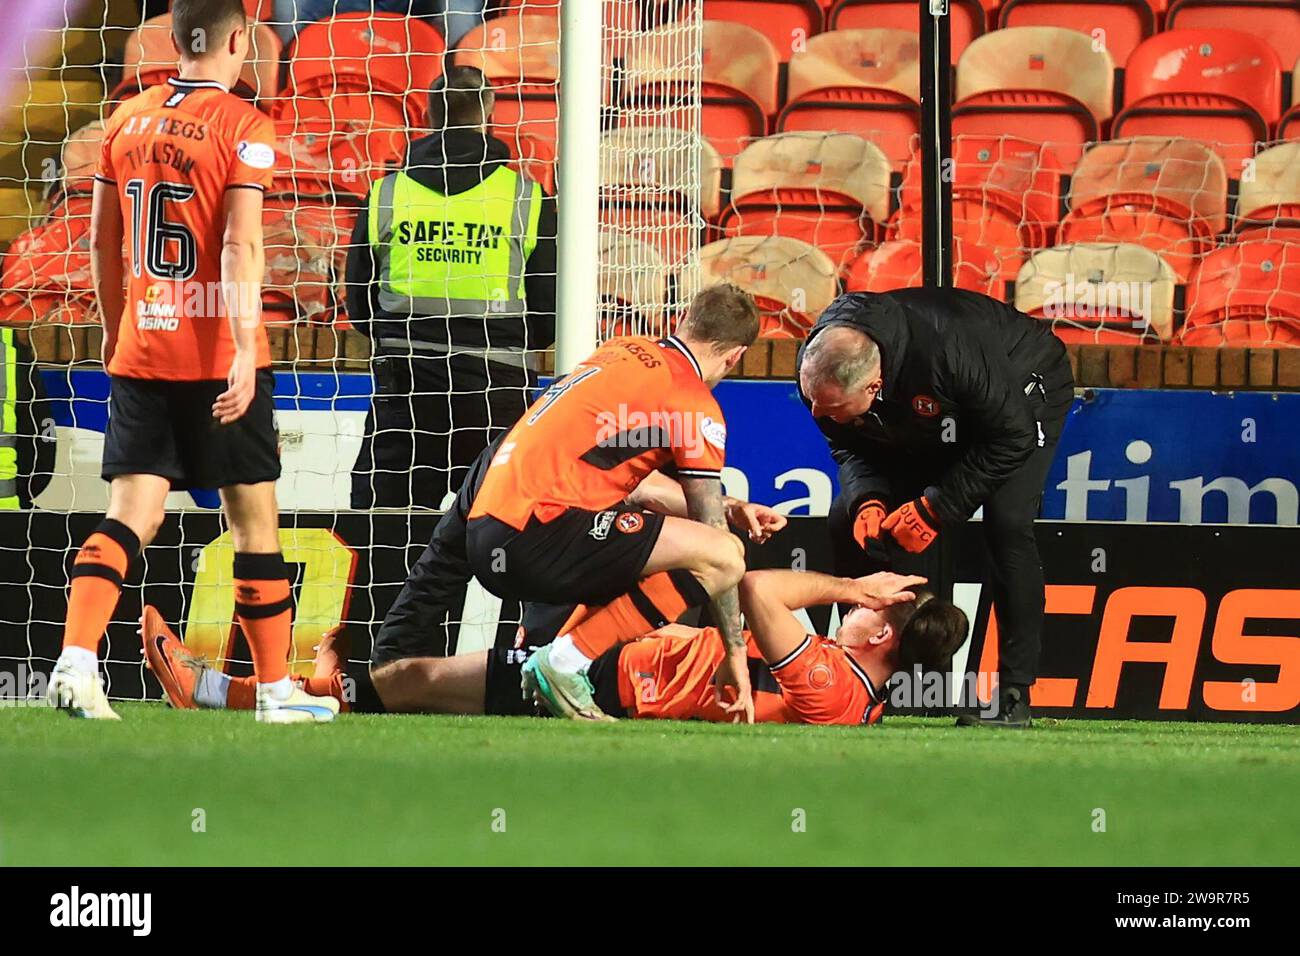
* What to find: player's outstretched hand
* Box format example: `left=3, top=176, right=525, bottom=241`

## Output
left=714, top=644, right=755, bottom=724
left=213, top=349, right=257, bottom=424
left=726, top=500, right=788, bottom=543
left=848, top=572, right=927, bottom=609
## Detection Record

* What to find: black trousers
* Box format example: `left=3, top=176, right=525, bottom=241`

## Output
left=351, top=351, right=533, bottom=509
left=828, top=393, right=1072, bottom=690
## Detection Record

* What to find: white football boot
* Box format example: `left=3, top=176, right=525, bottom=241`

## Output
left=254, top=684, right=339, bottom=724
left=47, top=661, right=121, bottom=720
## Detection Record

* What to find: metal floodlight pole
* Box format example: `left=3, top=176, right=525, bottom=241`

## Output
left=919, top=0, right=954, bottom=288
left=554, top=0, right=604, bottom=373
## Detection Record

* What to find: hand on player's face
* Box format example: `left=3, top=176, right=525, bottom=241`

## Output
left=849, top=572, right=927, bottom=610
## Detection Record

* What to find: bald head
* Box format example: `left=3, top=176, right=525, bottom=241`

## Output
left=801, top=326, right=881, bottom=393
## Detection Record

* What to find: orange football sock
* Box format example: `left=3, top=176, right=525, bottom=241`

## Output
left=226, top=677, right=257, bottom=710
left=301, top=672, right=350, bottom=712
left=62, top=519, right=140, bottom=654
left=233, top=552, right=293, bottom=685
left=568, top=569, right=709, bottom=659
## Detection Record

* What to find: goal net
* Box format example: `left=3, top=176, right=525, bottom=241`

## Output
left=0, top=0, right=704, bottom=703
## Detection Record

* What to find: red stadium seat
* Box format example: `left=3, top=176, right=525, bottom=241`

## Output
left=622, top=22, right=778, bottom=162
left=894, top=135, right=1067, bottom=280
left=703, top=0, right=824, bottom=62
left=1235, top=142, right=1300, bottom=232
left=827, top=0, right=985, bottom=60
left=698, top=235, right=840, bottom=338
left=1182, top=240, right=1300, bottom=345
left=0, top=195, right=99, bottom=327
left=1059, top=137, right=1227, bottom=281
left=1015, top=242, right=1180, bottom=343
left=998, top=0, right=1155, bottom=68
left=269, top=119, right=408, bottom=202
left=954, top=27, right=1114, bottom=171
left=780, top=29, right=920, bottom=169
left=843, top=238, right=1002, bottom=297
left=719, top=132, right=893, bottom=271
left=1114, top=30, right=1281, bottom=170
left=283, top=13, right=443, bottom=128
left=1165, top=0, right=1300, bottom=72
left=262, top=199, right=354, bottom=324
left=453, top=15, right=561, bottom=149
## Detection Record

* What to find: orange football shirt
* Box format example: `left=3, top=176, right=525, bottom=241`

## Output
left=95, top=78, right=274, bottom=380
left=469, top=336, right=728, bottom=529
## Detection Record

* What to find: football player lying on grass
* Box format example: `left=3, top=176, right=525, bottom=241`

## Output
left=142, top=568, right=966, bottom=726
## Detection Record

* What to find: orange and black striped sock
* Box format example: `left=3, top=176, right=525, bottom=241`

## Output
left=63, top=519, right=140, bottom=654
left=569, top=569, right=709, bottom=659
left=233, top=552, right=293, bottom=686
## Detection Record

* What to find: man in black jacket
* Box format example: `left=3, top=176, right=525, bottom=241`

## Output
left=346, top=65, right=557, bottom=509
left=796, top=288, right=1075, bottom=727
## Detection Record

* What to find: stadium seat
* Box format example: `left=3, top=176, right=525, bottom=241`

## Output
left=718, top=132, right=892, bottom=271
left=703, top=0, right=824, bottom=62
left=826, top=0, right=986, bottom=60
left=698, top=235, right=839, bottom=337
left=954, top=27, right=1115, bottom=171
left=1114, top=29, right=1281, bottom=170
left=58, top=121, right=104, bottom=200
left=119, top=14, right=283, bottom=102
left=1059, top=137, right=1227, bottom=281
left=779, top=29, right=920, bottom=169
left=621, top=21, right=778, bottom=162
left=262, top=199, right=354, bottom=324
left=0, top=195, right=98, bottom=328
left=280, top=13, right=444, bottom=129
left=843, top=237, right=1002, bottom=297
left=490, top=0, right=681, bottom=54
left=1276, top=58, right=1300, bottom=141
left=1182, top=239, right=1300, bottom=345
left=997, top=0, right=1155, bottom=68
left=597, top=231, right=671, bottom=338
left=600, top=127, right=724, bottom=266
left=455, top=16, right=561, bottom=152
left=270, top=119, right=408, bottom=202
left=1235, top=142, right=1300, bottom=233
left=1165, top=0, right=1300, bottom=71
left=1015, top=242, right=1180, bottom=342
left=894, top=135, right=1067, bottom=280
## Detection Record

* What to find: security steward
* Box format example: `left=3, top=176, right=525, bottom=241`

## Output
left=0, top=326, right=54, bottom=509
left=796, top=288, right=1075, bottom=728
left=346, top=65, right=556, bottom=508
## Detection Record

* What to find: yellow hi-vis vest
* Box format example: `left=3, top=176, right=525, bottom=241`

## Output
left=368, top=165, right=542, bottom=321
left=0, top=327, right=19, bottom=510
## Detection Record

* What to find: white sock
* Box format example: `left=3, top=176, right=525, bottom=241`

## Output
left=258, top=676, right=294, bottom=702
left=193, top=668, right=231, bottom=709
left=58, top=646, right=98, bottom=675
left=548, top=634, right=593, bottom=674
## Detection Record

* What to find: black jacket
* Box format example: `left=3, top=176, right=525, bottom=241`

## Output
left=796, top=288, right=1073, bottom=526
left=345, top=129, right=557, bottom=354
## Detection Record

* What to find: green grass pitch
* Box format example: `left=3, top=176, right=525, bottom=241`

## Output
left=3, top=705, right=1298, bottom=866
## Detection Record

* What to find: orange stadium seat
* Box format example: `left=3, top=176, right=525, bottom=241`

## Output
left=719, top=132, right=893, bottom=271
left=997, top=0, right=1155, bottom=68
left=269, top=118, right=408, bottom=202
left=1114, top=29, right=1280, bottom=170
left=0, top=196, right=99, bottom=327
left=453, top=15, right=561, bottom=149
left=280, top=13, right=443, bottom=129
left=843, top=238, right=1002, bottom=297
left=599, top=127, right=724, bottom=266
left=262, top=199, right=354, bottom=324
left=1235, top=142, right=1300, bottom=234
left=894, top=135, right=1067, bottom=280
left=703, top=0, right=824, bottom=62
left=698, top=235, right=840, bottom=337
left=1015, top=242, right=1180, bottom=343
left=1276, top=57, right=1300, bottom=141
left=826, top=0, right=985, bottom=60
left=954, top=27, right=1114, bottom=171
left=117, top=14, right=282, bottom=103
left=621, top=21, right=778, bottom=162
left=780, top=29, right=920, bottom=169
left=490, top=0, right=681, bottom=55
left=1165, top=0, right=1300, bottom=71
left=1182, top=239, right=1300, bottom=345
left=1059, top=137, right=1227, bottom=281
left=58, top=121, right=104, bottom=201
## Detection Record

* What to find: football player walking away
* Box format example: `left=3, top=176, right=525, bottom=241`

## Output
left=50, top=0, right=335, bottom=723
left=796, top=289, right=1074, bottom=728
